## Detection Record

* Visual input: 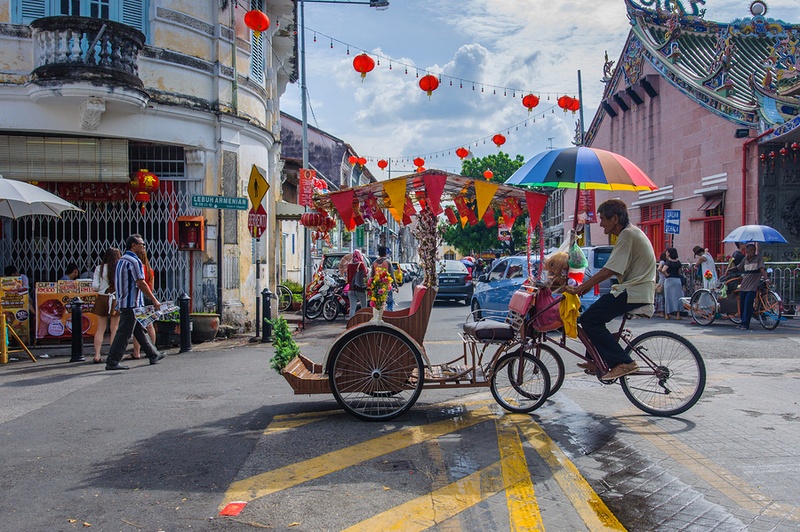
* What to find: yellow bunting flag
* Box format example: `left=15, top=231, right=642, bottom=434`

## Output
left=382, top=178, right=407, bottom=222
left=474, top=180, right=499, bottom=220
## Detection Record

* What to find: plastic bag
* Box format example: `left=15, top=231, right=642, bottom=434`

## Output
left=568, top=242, right=588, bottom=269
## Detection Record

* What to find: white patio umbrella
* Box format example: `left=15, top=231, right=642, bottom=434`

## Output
left=0, top=176, right=83, bottom=219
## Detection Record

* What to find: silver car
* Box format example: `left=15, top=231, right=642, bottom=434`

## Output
left=435, top=260, right=474, bottom=304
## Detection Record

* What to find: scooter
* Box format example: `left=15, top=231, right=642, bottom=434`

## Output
left=305, top=273, right=337, bottom=319
left=322, top=276, right=353, bottom=321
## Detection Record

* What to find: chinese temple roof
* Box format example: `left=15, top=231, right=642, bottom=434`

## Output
left=589, top=0, right=800, bottom=143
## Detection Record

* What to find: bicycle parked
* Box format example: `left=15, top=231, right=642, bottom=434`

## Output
left=688, top=277, right=782, bottom=330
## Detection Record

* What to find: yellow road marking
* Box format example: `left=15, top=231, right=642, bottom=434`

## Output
left=495, top=414, right=543, bottom=531
left=220, top=406, right=495, bottom=508
left=515, top=415, right=626, bottom=531
left=343, top=460, right=509, bottom=532
left=263, top=409, right=340, bottom=434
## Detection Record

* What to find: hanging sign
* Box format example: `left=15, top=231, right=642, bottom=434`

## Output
left=299, top=168, right=315, bottom=207
left=498, top=221, right=511, bottom=242
left=577, top=190, right=596, bottom=223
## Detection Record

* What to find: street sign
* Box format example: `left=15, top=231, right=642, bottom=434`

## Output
left=298, top=168, right=315, bottom=207
left=248, top=165, right=269, bottom=207
left=191, top=195, right=248, bottom=210
left=248, top=204, right=268, bottom=238
left=665, top=209, right=681, bottom=234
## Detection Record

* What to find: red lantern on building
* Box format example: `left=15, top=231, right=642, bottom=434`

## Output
left=348, top=155, right=358, bottom=164
left=419, top=75, right=439, bottom=98
left=352, top=53, right=375, bottom=81
left=492, top=134, right=506, bottom=147
left=300, top=212, right=324, bottom=227
left=357, top=157, right=367, bottom=166
left=792, top=142, right=799, bottom=162
left=568, top=98, right=581, bottom=113
left=377, top=159, right=388, bottom=170
left=557, top=95, right=574, bottom=112
left=244, top=10, right=270, bottom=32
left=130, top=169, right=159, bottom=215
left=455, top=147, right=469, bottom=159
left=413, top=157, right=425, bottom=167
left=780, top=147, right=789, bottom=157
left=522, top=94, right=540, bottom=113
left=483, top=170, right=494, bottom=180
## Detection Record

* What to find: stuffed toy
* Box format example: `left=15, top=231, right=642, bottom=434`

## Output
left=544, top=251, right=570, bottom=290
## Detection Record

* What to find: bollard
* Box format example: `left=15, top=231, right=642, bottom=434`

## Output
left=179, top=292, right=192, bottom=353
left=69, top=297, right=86, bottom=362
left=261, top=287, right=272, bottom=343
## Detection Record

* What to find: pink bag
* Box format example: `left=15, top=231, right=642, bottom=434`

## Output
left=531, top=287, right=563, bottom=332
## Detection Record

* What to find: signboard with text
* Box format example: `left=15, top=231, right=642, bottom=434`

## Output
left=664, top=209, right=681, bottom=234
left=248, top=204, right=268, bottom=238
left=577, top=189, right=597, bottom=223
left=191, top=195, right=248, bottom=210
left=298, top=168, right=315, bottom=207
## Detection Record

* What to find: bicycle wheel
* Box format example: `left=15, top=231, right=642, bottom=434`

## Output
left=328, top=325, right=424, bottom=421
left=322, top=297, right=339, bottom=321
left=621, top=330, right=706, bottom=416
left=689, top=289, right=716, bottom=325
left=277, top=285, right=293, bottom=313
left=490, top=351, right=550, bottom=413
left=522, top=343, right=564, bottom=397
left=757, top=290, right=782, bottom=330
left=305, top=298, right=324, bottom=319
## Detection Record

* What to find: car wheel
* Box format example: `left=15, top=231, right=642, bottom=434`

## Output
left=470, top=300, right=482, bottom=319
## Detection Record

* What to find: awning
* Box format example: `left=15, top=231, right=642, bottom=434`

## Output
left=275, top=200, right=305, bottom=221
left=698, top=195, right=723, bottom=211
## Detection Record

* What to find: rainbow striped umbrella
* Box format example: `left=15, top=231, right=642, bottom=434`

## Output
left=505, top=147, right=658, bottom=191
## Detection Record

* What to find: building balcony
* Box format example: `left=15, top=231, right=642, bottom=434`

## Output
left=27, top=16, right=148, bottom=114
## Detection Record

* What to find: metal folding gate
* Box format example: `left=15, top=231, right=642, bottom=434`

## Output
left=1, top=179, right=205, bottom=310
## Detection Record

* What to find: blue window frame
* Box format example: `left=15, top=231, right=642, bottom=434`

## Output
left=14, top=0, right=148, bottom=39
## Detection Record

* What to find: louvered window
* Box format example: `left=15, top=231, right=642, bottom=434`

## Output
left=249, top=0, right=265, bottom=83
left=15, top=0, right=148, bottom=38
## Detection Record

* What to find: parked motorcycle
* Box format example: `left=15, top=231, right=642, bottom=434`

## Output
left=305, top=273, right=338, bottom=319
left=322, top=276, right=352, bottom=321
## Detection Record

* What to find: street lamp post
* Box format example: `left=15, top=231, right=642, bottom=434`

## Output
left=299, top=0, right=389, bottom=328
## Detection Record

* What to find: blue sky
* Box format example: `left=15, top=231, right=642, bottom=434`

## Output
left=280, top=0, right=797, bottom=180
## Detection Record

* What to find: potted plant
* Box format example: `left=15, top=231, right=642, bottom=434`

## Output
left=190, top=312, right=219, bottom=343
left=155, top=309, right=182, bottom=348
left=282, top=280, right=304, bottom=311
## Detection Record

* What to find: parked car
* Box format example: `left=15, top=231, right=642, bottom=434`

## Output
left=434, top=259, right=474, bottom=304
left=581, top=245, right=616, bottom=295
left=470, top=255, right=599, bottom=317
left=320, top=252, right=376, bottom=278
left=399, top=262, right=418, bottom=285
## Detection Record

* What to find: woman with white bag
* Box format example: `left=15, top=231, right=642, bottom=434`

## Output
left=91, top=248, right=121, bottom=364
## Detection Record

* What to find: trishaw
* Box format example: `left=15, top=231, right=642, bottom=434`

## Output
left=687, top=275, right=782, bottom=330
left=280, top=170, right=706, bottom=421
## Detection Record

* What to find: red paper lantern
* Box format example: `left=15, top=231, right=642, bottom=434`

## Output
left=377, top=159, right=388, bottom=170
left=300, top=212, right=324, bottom=227
left=557, top=95, right=574, bottom=112
left=483, top=170, right=494, bottom=180
left=455, top=147, right=469, bottom=159
left=413, top=157, right=425, bottom=167
left=130, top=169, right=159, bottom=214
left=522, top=94, right=540, bottom=112
left=792, top=142, right=799, bottom=150
left=419, top=75, right=439, bottom=97
left=352, top=53, right=375, bottom=81
left=492, top=134, right=506, bottom=147
left=357, top=157, right=367, bottom=166
left=769, top=151, right=776, bottom=158
left=780, top=147, right=789, bottom=157
left=348, top=155, right=358, bottom=164
left=244, top=10, right=270, bottom=32
left=759, top=154, right=767, bottom=161
left=568, top=98, right=581, bottom=113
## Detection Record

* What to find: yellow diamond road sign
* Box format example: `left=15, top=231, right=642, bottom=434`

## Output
left=248, top=165, right=269, bottom=207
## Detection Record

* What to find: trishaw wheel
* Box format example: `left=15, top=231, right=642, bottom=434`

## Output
left=521, top=343, right=564, bottom=397
left=328, top=325, right=424, bottom=421
left=757, top=290, right=781, bottom=330
left=490, top=352, right=550, bottom=413
left=621, top=330, right=706, bottom=417
left=689, top=289, right=716, bottom=326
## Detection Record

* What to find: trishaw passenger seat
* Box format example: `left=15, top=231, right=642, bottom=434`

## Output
left=462, top=290, right=535, bottom=342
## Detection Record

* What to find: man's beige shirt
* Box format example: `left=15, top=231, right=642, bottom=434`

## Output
left=603, top=224, right=657, bottom=305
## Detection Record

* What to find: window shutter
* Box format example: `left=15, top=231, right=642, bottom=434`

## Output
left=20, top=0, right=47, bottom=24
left=121, top=0, right=146, bottom=33
left=249, top=0, right=265, bottom=83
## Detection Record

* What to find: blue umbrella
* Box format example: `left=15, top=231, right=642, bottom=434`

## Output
left=722, top=225, right=788, bottom=244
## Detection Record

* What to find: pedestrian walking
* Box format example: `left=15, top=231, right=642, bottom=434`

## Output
left=130, top=246, right=157, bottom=359
left=654, top=251, right=666, bottom=317
left=346, top=249, right=368, bottom=319
left=737, top=243, right=769, bottom=332
left=661, top=247, right=683, bottom=320
left=90, top=248, right=121, bottom=364
left=104, top=234, right=164, bottom=370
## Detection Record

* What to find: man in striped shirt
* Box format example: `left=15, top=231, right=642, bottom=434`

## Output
left=105, top=234, right=164, bottom=370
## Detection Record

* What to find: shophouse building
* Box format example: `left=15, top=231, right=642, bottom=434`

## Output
left=0, top=1, right=296, bottom=330
left=576, top=0, right=800, bottom=262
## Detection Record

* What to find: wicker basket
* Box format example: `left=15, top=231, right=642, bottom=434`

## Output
left=281, top=354, right=331, bottom=395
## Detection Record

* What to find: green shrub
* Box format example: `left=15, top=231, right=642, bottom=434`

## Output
left=283, top=280, right=304, bottom=294
left=268, top=316, right=299, bottom=373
